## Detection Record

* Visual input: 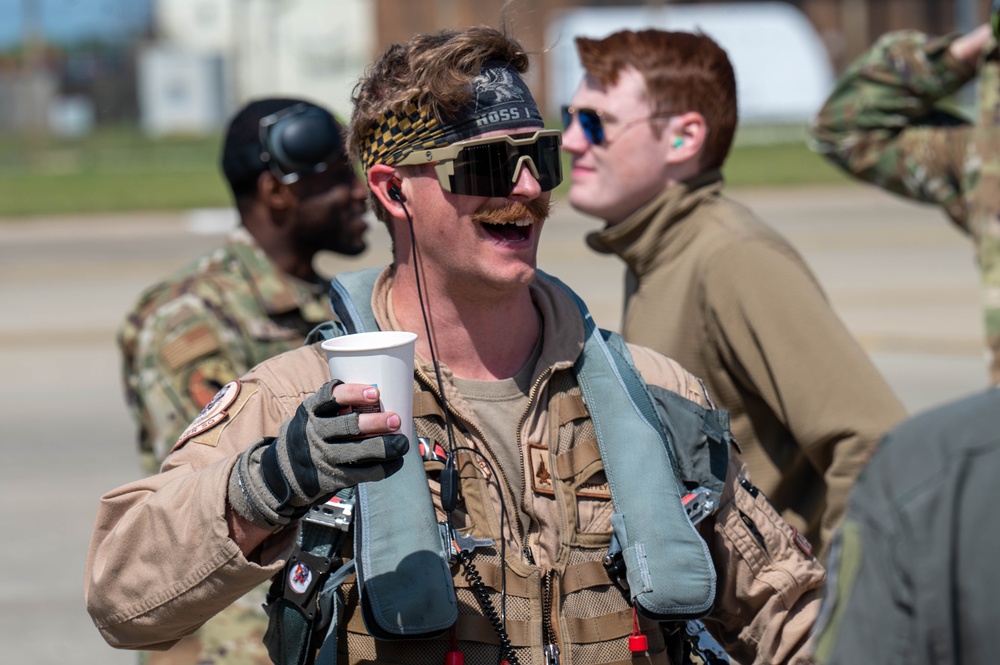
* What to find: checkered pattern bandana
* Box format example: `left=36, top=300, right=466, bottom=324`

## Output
left=359, top=102, right=448, bottom=172
left=359, top=61, right=543, bottom=172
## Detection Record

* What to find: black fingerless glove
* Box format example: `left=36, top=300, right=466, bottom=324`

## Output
left=228, top=379, right=409, bottom=531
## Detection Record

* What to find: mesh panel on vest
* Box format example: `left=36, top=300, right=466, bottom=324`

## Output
left=331, top=370, right=673, bottom=664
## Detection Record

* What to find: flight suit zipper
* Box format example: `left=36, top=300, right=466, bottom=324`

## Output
left=542, top=569, right=560, bottom=665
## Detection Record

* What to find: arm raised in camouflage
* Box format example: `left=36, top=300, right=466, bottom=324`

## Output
left=809, top=30, right=981, bottom=227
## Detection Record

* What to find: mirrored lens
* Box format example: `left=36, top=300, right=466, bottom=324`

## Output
left=450, top=143, right=511, bottom=197
left=448, top=135, right=562, bottom=197
left=560, top=106, right=573, bottom=131
left=578, top=109, right=604, bottom=145
left=561, top=106, right=605, bottom=146
left=528, top=135, right=562, bottom=191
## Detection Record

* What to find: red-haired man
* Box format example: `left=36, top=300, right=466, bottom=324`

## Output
left=564, top=29, right=906, bottom=557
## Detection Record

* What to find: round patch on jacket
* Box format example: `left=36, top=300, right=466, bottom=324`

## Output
left=288, top=560, right=313, bottom=595
left=175, top=380, right=241, bottom=448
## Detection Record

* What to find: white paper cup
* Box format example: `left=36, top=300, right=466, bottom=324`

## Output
left=320, top=331, right=417, bottom=446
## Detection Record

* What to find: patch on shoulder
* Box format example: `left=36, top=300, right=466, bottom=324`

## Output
left=173, top=380, right=241, bottom=451
left=186, top=357, right=236, bottom=409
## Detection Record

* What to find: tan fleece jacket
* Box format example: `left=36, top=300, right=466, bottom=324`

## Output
left=587, top=171, right=907, bottom=555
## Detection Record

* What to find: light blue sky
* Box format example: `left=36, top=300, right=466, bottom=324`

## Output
left=0, top=0, right=152, bottom=47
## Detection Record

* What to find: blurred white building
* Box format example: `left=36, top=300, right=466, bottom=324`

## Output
left=140, top=0, right=374, bottom=136
left=547, top=2, right=835, bottom=125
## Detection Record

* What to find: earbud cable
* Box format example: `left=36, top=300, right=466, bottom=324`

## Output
left=399, top=198, right=515, bottom=665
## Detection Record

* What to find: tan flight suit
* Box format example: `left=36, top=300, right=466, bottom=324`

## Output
left=88, top=270, right=825, bottom=664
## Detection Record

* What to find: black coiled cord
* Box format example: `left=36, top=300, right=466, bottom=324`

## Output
left=457, top=549, right=520, bottom=665
left=399, top=194, right=518, bottom=665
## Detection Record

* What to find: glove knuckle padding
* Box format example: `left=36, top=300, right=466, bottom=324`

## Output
left=327, top=432, right=409, bottom=467
left=312, top=410, right=364, bottom=441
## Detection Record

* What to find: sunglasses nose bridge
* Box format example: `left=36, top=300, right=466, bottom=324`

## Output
left=510, top=154, right=540, bottom=184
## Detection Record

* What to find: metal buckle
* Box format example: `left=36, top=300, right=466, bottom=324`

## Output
left=682, top=486, right=719, bottom=526
left=603, top=532, right=630, bottom=596
left=303, top=495, right=355, bottom=531
left=438, top=522, right=494, bottom=564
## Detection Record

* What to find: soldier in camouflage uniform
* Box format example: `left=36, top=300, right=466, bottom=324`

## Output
left=810, top=23, right=1000, bottom=384
left=117, top=98, right=369, bottom=664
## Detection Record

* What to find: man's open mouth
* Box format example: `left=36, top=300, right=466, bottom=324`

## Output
left=482, top=218, right=532, bottom=242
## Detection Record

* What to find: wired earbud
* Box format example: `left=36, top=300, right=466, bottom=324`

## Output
left=388, top=176, right=406, bottom=202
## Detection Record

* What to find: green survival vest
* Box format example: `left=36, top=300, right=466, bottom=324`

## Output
left=265, top=267, right=731, bottom=665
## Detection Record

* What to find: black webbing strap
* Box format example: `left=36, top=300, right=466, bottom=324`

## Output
left=264, top=487, right=356, bottom=665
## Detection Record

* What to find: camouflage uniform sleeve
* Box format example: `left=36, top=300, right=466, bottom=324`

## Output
left=119, top=285, right=246, bottom=475
left=809, top=30, right=978, bottom=229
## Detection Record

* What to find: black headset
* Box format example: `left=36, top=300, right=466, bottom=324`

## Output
left=258, top=103, right=344, bottom=184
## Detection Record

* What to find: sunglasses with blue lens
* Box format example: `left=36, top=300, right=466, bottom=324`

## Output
left=562, top=105, right=677, bottom=146
left=561, top=106, right=606, bottom=145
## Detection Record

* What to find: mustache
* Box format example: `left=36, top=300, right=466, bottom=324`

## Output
left=472, top=198, right=552, bottom=226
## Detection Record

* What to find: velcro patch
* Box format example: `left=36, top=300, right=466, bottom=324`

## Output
left=575, top=471, right=611, bottom=500
left=528, top=443, right=555, bottom=496
left=172, top=380, right=241, bottom=452
left=161, top=323, right=220, bottom=371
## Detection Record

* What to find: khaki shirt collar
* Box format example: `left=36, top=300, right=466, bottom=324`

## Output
left=586, top=169, right=724, bottom=277
left=369, top=267, right=582, bottom=385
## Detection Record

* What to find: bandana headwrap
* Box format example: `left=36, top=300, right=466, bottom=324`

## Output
left=360, top=61, right=544, bottom=172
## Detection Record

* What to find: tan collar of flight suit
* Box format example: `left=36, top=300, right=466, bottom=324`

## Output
left=586, top=169, right=725, bottom=279
left=345, top=268, right=704, bottom=662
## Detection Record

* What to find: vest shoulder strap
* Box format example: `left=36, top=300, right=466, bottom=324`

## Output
left=538, top=269, right=718, bottom=620
left=303, top=267, right=383, bottom=345
left=602, top=329, right=729, bottom=497
left=330, top=268, right=381, bottom=334
left=327, top=267, right=457, bottom=639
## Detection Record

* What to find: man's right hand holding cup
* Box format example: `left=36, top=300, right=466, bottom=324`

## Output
left=228, top=379, right=410, bottom=533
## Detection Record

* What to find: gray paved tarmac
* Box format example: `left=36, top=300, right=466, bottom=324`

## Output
left=0, top=185, right=991, bottom=664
